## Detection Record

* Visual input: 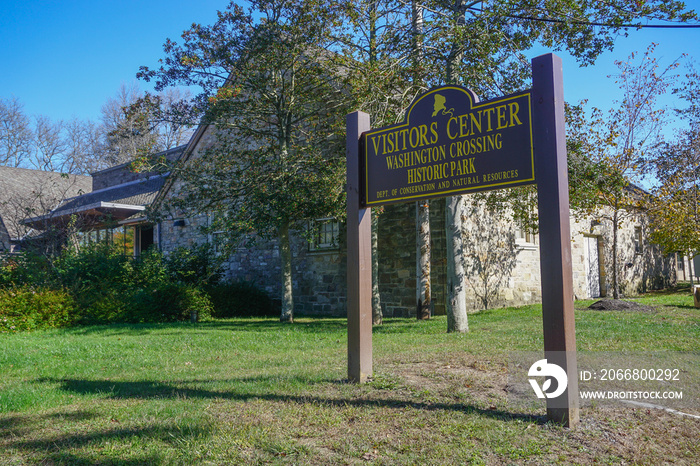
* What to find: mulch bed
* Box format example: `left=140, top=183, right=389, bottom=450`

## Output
left=587, top=298, right=655, bottom=312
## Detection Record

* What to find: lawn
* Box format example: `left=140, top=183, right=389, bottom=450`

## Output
left=1, top=286, right=698, bottom=465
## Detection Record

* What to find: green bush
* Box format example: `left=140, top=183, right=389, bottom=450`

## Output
left=54, top=243, right=132, bottom=291
left=0, top=253, right=54, bottom=289
left=2, top=243, right=224, bottom=328
left=164, top=244, right=222, bottom=285
left=129, top=249, right=169, bottom=289
left=75, top=289, right=128, bottom=325
left=130, top=283, right=213, bottom=323
left=0, top=288, right=77, bottom=333
left=206, top=281, right=276, bottom=318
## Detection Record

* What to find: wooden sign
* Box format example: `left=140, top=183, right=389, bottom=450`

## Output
left=362, top=87, right=534, bottom=207
left=347, top=54, right=579, bottom=427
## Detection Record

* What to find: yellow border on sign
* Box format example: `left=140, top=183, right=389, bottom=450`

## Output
left=363, top=87, right=535, bottom=206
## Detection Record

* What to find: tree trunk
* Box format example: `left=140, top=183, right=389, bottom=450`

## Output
left=411, top=0, right=424, bottom=75
left=416, top=200, right=431, bottom=319
left=412, top=2, right=431, bottom=321
left=611, top=212, right=620, bottom=299
left=445, top=1, right=468, bottom=332
left=689, top=255, right=695, bottom=287
left=372, top=212, right=383, bottom=325
left=279, top=220, right=294, bottom=323
left=446, top=195, right=468, bottom=332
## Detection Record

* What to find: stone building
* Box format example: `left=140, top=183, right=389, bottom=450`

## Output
left=148, top=123, right=676, bottom=317
left=21, top=146, right=184, bottom=256
left=18, top=125, right=677, bottom=318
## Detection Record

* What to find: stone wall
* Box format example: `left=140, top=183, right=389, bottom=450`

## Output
left=158, top=214, right=210, bottom=251
left=156, top=198, right=675, bottom=318
left=589, top=210, right=675, bottom=296
left=158, top=214, right=349, bottom=317
left=154, top=123, right=675, bottom=316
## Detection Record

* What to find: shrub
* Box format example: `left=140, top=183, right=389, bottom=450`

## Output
left=130, top=283, right=213, bottom=323
left=206, top=281, right=276, bottom=318
left=2, top=243, right=221, bottom=328
left=75, top=289, right=128, bottom=325
left=0, top=288, right=77, bottom=332
left=54, top=243, right=132, bottom=292
left=0, top=253, right=55, bottom=288
left=128, top=249, right=169, bottom=289
left=164, top=244, right=222, bottom=285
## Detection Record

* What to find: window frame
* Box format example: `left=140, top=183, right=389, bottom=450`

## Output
left=309, top=217, right=340, bottom=252
left=633, top=226, right=643, bottom=255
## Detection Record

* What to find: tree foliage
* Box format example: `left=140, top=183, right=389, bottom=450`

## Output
left=564, top=45, right=680, bottom=297
left=139, top=0, right=352, bottom=322
left=1, top=84, right=193, bottom=174
left=100, top=83, right=194, bottom=168
left=648, top=61, right=700, bottom=263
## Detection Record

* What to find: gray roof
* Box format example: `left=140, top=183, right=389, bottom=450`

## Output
left=53, top=176, right=165, bottom=214
left=24, top=175, right=167, bottom=230
left=0, top=166, right=91, bottom=239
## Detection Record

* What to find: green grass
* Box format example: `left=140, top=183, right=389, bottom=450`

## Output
left=1, top=288, right=699, bottom=464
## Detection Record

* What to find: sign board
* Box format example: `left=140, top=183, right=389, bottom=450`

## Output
left=362, top=87, right=534, bottom=207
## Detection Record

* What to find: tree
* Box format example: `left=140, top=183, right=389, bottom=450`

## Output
left=0, top=97, right=32, bottom=168
left=139, top=0, right=351, bottom=323
left=371, top=209, right=383, bottom=325
left=63, top=118, right=105, bottom=175
left=335, top=0, right=696, bottom=328
left=649, top=61, right=700, bottom=282
left=140, top=0, right=697, bottom=324
left=101, top=83, right=158, bottom=167
left=567, top=45, right=680, bottom=298
left=412, top=1, right=432, bottom=321
left=100, top=83, right=194, bottom=168
left=0, top=97, right=105, bottom=175
left=336, top=0, right=415, bottom=325
left=404, top=1, right=695, bottom=317
left=30, top=115, right=67, bottom=172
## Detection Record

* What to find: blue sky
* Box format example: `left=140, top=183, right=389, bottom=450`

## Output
left=1, top=0, right=698, bottom=131
left=0, top=0, right=223, bottom=121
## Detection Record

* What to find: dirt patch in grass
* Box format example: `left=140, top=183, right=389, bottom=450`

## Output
left=365, top=354, right=700, bottom=464
left=588, top=298, right=656, bottom=312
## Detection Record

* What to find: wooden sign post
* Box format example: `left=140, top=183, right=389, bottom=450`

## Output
left=346, top=53, right=579, bottom=426
left=346, top=111, right=373, bottom=383
left=531, top=54, right=579, bottom=426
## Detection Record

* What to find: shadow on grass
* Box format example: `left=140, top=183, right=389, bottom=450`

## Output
left=646, top=283, right=693, bottom=295
left=0, top=409, right=210, bottom=465
left=42, top=452, right=162, bottom=466
left=60, top=318, right=351, bottom=336
left=59, top=317, right=455, bottom=337
left=40, top=376, right=545, bottom=425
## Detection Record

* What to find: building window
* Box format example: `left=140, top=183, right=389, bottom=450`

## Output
left=515, top=228, right=537, bottom=249
left=76, top=226, right=137, bottom=256
left=212, top=231, right=227, bottom=255
left=634, top=227, right=643, bottom=254
left=114, top=226, right=135, bottom=256
left=310, top=218, right=339, bottom=251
